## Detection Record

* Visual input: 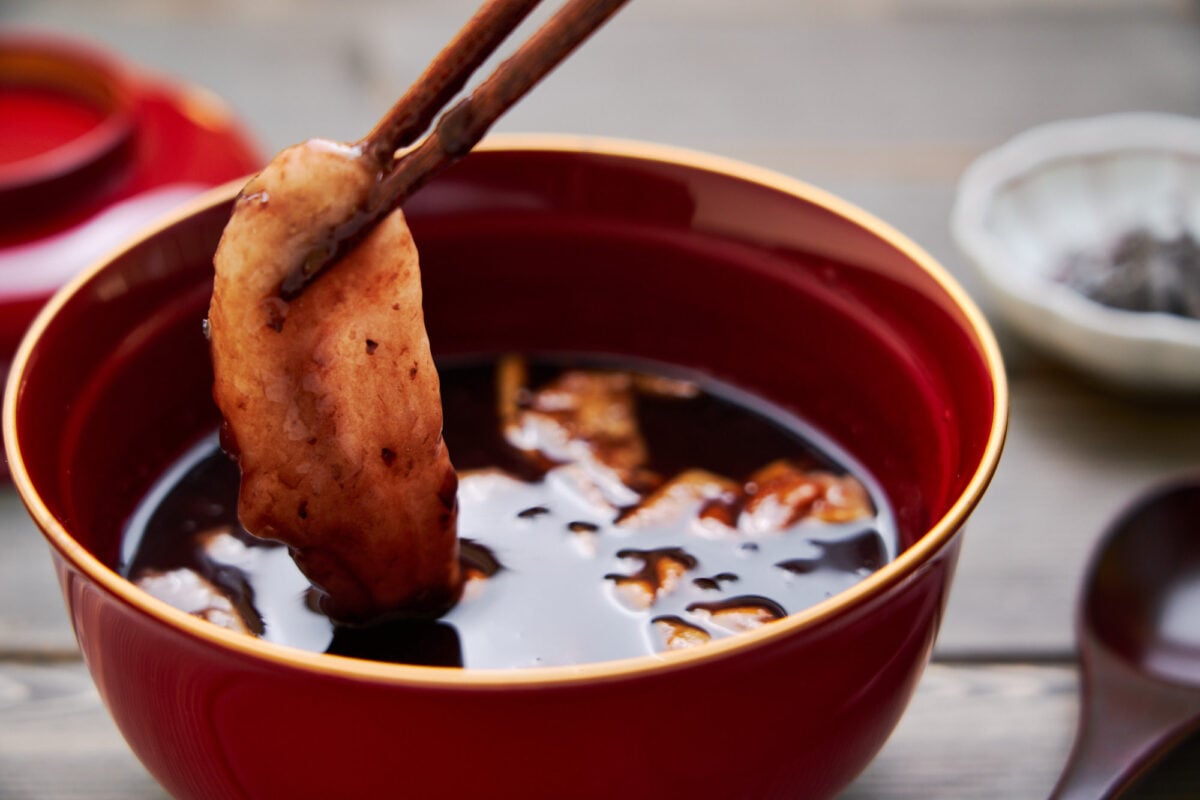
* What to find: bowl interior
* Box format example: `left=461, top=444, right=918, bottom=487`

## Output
left=9, top=141, right=1001, bottom=633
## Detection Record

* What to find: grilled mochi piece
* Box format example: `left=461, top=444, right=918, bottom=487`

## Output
left=208, top=139, right=461, bottom=623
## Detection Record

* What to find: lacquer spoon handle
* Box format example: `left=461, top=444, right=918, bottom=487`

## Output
left=1051, top=649, right=1200, bottom=800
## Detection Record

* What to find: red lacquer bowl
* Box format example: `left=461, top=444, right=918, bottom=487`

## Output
left=3, top=137, right=1007, bottom=800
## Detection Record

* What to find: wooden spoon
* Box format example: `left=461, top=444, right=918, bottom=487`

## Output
left=1051, top=477, right=1200, bottom=798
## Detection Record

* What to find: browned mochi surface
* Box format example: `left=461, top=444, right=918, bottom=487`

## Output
left=208, top=139, right=461, bottom=623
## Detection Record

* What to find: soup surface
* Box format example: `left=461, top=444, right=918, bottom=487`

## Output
left=121, top=356, right=897, bottom=668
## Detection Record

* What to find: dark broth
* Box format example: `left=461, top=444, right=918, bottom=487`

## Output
left=121, top=357, right=896, bottom=668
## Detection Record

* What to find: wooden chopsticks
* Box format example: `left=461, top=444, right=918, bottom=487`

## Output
left=357, top=0, right=543, bottom=171
left=280, top=0, right=631, bottom=300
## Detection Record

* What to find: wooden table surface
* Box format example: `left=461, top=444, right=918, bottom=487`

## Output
left=3, top=1, right=1200, bottom=797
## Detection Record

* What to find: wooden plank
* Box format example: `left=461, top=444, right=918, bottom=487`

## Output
left=853, top=661, right=1200, bottom=799
left=0, top=488, right=77, bottom=656
left=850, top=661, right=1078, bottom=798
left=2, top=657, right=1196, bottom=798
left=6, top=1, right=1198, bottom=159
left=0, top=661, right=166, bottom=799
left=937, top=365, right=1200, bottom=658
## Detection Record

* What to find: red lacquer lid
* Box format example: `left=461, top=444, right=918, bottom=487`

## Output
left=0, top=32, right=263, bottom=478
left=0, top=35, right=136, bottom=219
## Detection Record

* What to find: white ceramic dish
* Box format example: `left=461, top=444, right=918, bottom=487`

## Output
left=952, top=112, right=1200, bottom=393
